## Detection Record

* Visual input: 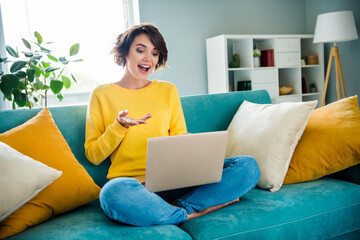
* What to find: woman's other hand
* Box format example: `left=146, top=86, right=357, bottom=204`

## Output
left=117, top=110, right=152, bottom=128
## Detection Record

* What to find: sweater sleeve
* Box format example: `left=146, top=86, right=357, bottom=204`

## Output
left=169, top=86, right=187, bottom=136
left=84, top=90, right=128, bottom=165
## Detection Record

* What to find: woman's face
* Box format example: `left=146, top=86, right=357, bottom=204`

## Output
left=125, top=33, right=159, bottom=81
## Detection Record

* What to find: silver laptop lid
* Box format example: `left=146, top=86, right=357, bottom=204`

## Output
left=145, top=131, right=228, bottom=192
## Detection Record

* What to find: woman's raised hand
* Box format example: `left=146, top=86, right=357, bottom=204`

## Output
left=117, top=110, right=152, bottom=128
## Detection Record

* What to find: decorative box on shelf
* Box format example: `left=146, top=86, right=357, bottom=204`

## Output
left=261, top=49, right=274, bottom=67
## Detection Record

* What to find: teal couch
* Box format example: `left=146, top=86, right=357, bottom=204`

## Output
left=1, top=90, right=360, bottom=239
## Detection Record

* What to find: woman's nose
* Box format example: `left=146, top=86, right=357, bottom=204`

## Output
left=143, top=52, right=151, bottom=61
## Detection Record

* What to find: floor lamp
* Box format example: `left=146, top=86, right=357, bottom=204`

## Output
left=313, top=11, right=358, bottom=106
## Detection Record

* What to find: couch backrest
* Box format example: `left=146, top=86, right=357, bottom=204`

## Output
left=0, top=90, right=271, bottom=187
left=181, top=90, right=271, bottom=133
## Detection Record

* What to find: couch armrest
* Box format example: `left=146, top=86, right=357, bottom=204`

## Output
left=330, top=164, right=360, bottom=185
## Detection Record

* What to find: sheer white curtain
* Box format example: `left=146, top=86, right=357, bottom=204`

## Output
left=0, top=0, right=139, bottom=110
left=0, top=4, right=10, bottom=110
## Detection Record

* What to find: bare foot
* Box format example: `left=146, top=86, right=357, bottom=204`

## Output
left=187, top=198, right=240, bottom=220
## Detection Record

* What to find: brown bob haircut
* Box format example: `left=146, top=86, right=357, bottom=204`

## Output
left=111, top=23, right=168, bottom=70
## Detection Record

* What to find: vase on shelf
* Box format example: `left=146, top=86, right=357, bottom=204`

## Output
left=254, top=57, right=260, bottom=67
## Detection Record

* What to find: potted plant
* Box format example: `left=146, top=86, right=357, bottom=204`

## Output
left=310, top=83, right=318, bottom=93
left=253, top=49, right=261, bottom=67
left=0, top=31, right=82, bottom=109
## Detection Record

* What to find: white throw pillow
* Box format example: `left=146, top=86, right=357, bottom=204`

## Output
left=0, top=142, right=62, bottom=221
left=226, top=100, right=317, bottom=192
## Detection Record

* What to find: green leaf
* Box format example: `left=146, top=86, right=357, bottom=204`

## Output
left=25, top=100, right=32, bottom=108
left=18, top=79, right=26, bottom=90
left=34, top=96, right=38, bottom=102
left=0, top=57, right=8, bottom=63
left=22, top=38, right=31, bottom=50
left=22, top=51, right=33, bottom=58
left=40, top=46, right=51, bottom=53
left=6, top=46, right=18, bottom=58
left=34, top=31, right=43, bottom=44
left=45, top=67, right=59, bottom=73
left=30, top=64, right=41, bottom=77
left=13, top=89, right=27, bottom=107
left=61, top=75, right=71, bottom=89
left=57, top=93, right=63, bottom=102
left=10, top=61, right=27, bottom=73
left=59, top=57, right=69, bottom=65
left=26, top=68, right=36, bottom=82
left=69, top=43, right=80, bottom=56
left=0, top=74, right=19, bottom=97
left=40, top=62, right=51, bottom=77
left=72, top=59, right=83, bottom=62
left=71, top=73, right=77, bottom=83
left=32, top=55, right=42, bottom=60
left=5, top=94, right=12, bottom=101
left=14, top=71, right=26, bottom=79
left=47, top=54, right=58, bottom=62
left=50, top=79, right=63, bottom=94
left=34, top=78, right=43, bottom=90
left=43, top=84, right=50, bottom=90
left=41, top=62, right=50, bottom=69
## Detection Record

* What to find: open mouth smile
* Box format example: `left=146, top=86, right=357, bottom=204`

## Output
left=138, top=65, right=151, bottom=73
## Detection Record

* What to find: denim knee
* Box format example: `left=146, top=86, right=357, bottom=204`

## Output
left=225, top=155, right=260, bottom=189
left=99, top=177, right=187, bottom=226
left=99, top=177, right=139, bottom=221
left=242, top=156, right=261, bottom=188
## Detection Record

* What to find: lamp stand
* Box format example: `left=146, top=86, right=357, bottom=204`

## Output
left=321, top=45, right=346, bottom=106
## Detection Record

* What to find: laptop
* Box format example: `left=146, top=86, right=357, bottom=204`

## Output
left=144, top=131, right=228, bottom=192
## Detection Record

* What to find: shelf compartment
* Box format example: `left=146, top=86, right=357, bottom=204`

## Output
left=278, top=68, right=301, bottom=95
left=227, top=38, right=252, bottom=69
left=228, top=70, right=252, bottom=92
left=301, top=67, right=323, bottom=95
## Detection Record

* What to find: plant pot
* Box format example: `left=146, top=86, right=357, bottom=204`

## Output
left=254, top=57, right=260, bottom=67
left=310, top=87, right=317, bottom=93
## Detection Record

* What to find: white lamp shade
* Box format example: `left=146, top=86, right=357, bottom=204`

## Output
left=313, top=11, right=358, bottom=43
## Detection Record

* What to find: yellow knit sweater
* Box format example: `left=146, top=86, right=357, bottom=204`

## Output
left=84, top=80, right=187, bottom=179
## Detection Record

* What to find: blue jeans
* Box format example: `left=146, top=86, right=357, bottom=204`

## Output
left=100, top=155, right=260, bottom=226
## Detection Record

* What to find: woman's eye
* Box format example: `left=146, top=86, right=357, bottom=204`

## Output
left=153, top=52, right=159, bottom=57
left=136, top=49, right=144, bottom=53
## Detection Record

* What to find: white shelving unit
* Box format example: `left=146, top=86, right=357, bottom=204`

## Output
left=206, top=34, right=324, bottom=106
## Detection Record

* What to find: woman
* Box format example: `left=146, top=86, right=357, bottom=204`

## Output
left=85, top=23, right=260, bottom=226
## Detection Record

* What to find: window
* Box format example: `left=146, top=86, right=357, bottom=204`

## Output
left=0, top=0, right=138, bottom=109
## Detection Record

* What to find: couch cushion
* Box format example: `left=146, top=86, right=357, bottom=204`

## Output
left=225, top=100, right=317, bottom=192
left=7, top=200, right=192, bottom=240
left=0, top=106, right=110, bottom=188
left=0, top=108, right=100, bottom=238
left=0, top=142, right=62, bottom=222
left=180, top=178, right=360, bottom=240
left=284, top=96, right=360, bottom=184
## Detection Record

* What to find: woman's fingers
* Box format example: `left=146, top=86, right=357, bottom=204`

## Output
left=117, top=111, right=152, bottom=127
left=139, top=113, right=152, bottom=121
left=118, top=110, right=129, bottom=118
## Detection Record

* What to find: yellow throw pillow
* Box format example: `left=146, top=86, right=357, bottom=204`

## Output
left=284, top=96, right=360, bottom=184
left=0, top=108, right=101, bottom=239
